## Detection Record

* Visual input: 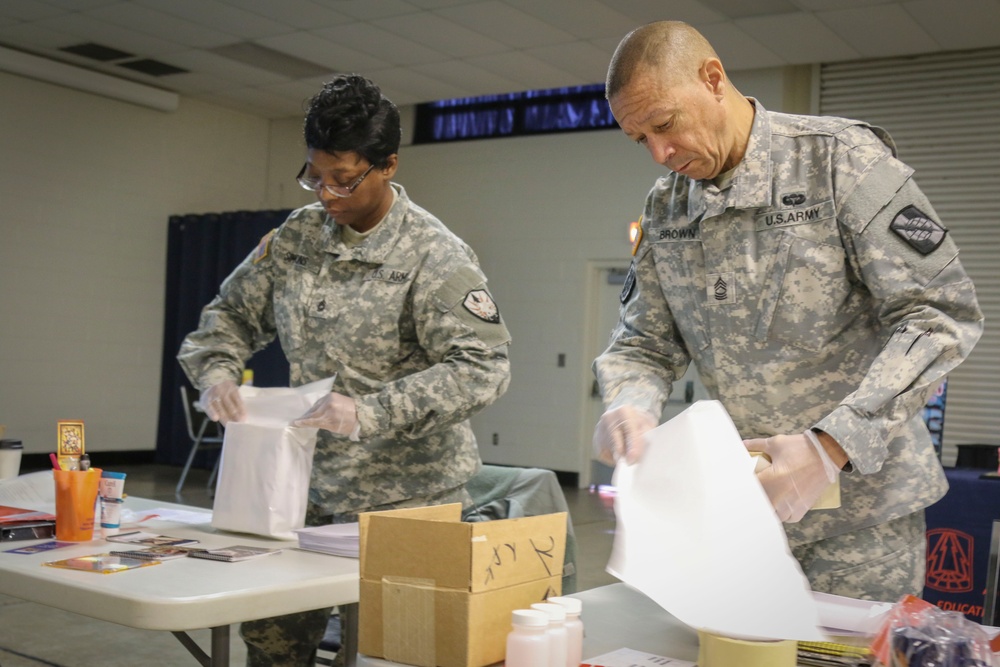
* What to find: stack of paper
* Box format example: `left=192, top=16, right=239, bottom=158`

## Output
left=294, top=522, right=359, bottom=557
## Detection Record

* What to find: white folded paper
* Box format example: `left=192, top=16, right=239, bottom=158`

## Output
left=607, top=400, right=827, bottom=642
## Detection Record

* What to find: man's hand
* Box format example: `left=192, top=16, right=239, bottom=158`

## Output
left=744, top=431, right=841, bottom=522
left=200, top=380, right=245, bottom=425
left=291, top=392, right=360, bottom=440
left=593, top=406, right=659, bottom=465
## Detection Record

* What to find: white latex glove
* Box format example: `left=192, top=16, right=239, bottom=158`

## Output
left=290, top=392, right=360, bottom=440
left=593, top=406, right=659, bottom=466
left=744, top=431, right=840, bottom=523
left=200, top=380, right=246, bottom=425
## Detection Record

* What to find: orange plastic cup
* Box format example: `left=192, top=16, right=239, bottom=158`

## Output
left=53, top=468, right=102, bottom=541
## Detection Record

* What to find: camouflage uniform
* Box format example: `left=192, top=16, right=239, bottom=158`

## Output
left=595, top=100, right=982, bottom=599
left=178, top=184, right=511, bottom=665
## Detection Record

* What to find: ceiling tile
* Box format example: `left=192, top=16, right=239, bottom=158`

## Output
left=326, top=0, right=422, bottom=21
left=699, top=0, right=799, bottom=18
left=698, top=23, right=785, bottom=70
left=31, top=0, right=118, bottom=8
left=32, top=11, right=183, bottom=55
left=86, top=3, right=237, bottom=48
left=363, top=66, right=471, bottom=102
left=606, top=0, right=727, bottom=25
left=794, top=0, right=898, bottom=9
left=0, top=22, right=79, bottom=50
left=0, top=0, right=67, bottom=21
left=903, top=0, right=1000, bottom=51
left=133, top=0, right=292, bottom=40
left=434, top=1, right=577, bottom=49
left=522, top=41, right=612, bottom=83
left=165, top=49, right=291, bottom=85
left=818, top=4, right=940, bottom=58
left=313, top=22, right=449, bottom=66
left=257, top=31, right=393, bottom=72
left=214, top=0, right=351, bottom=30
left=406, top=0, right=472, bottom=7
left=504, top=0, right=637, bottom=40
left=411, top=59, right=523, bottom=96
left=467, top=51, right=586, bottom=91
left=736, top=12, right=861, bottom=64
left=374, top=12, right=509, bottom=58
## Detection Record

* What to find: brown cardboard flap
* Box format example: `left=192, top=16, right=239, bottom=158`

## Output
left=359, top=503, right=462, bottom=576
left=361, top=504, right=567, bottom=594
left=468, top=512, right=566, bottom=592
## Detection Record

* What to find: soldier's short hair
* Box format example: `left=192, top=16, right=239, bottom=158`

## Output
left=304, top=74, right=401, bottom=168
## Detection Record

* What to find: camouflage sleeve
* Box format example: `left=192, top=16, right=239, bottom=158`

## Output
left=353, top=263, right=511, bottom=439
left=815, top=154, right=983, bottom=473
left=176, top=229, right=279, bottom=391
left=593, top=217, right=691, bottom=416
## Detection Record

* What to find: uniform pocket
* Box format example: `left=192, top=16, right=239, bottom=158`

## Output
left=755, top=233, right=861, bottom=352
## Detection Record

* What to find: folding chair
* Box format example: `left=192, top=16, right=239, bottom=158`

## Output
left=176, top=385, right=225, bottom=495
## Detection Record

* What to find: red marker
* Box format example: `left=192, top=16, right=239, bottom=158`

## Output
left=49, top=453, right=61, bottom=470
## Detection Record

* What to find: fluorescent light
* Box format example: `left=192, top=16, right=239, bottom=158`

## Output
left=0, top=45, right=179, bottom=112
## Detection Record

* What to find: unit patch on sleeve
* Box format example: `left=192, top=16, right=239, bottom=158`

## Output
left=889, top=205, right=947, bottom=255
left=252, top=229, right=276, bottom=264
left=463, top=289, right=500, bottom=323
left=620, top=264, right=637, bottom=304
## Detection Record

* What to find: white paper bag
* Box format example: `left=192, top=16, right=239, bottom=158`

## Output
left=211, top=376, right=334, bottom=539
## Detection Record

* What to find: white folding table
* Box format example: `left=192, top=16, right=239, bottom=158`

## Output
left=0, top=490, right=359, bottom=667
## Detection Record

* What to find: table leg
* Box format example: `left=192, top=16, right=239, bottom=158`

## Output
left=340, top=603, right=358, bottom=667
left=171, top=625, right=230, bottom=667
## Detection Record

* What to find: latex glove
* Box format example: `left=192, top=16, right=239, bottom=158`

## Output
left=745, top=431, right=840, bottom=523
left=200, top=380, right=245, bottom=425
left=593, top=406, right=659, bottom=466
left=291, top=392, right=360, bottom=440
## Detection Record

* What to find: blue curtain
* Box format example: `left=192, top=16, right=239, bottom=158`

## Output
left=155, top=209, right=292, bottom=467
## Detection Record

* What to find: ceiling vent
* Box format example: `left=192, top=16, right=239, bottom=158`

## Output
left=210, top=42, right=332, bottom=79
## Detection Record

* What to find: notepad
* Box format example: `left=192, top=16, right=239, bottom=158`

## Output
left=105, top=531, right=198, bottom=547
left=188, top=545, right=282, bottom=562
left=109, top=545, right=207, bottom=561
left=293, top=522, right=359, bottom=557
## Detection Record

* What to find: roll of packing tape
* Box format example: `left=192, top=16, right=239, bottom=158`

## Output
left=697, top=631, right=797, bottom=667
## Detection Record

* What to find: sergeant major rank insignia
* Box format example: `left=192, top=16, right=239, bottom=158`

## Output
left=889, top=205, right=946, bottom=255
left=463, top=289, right=500, bottom=323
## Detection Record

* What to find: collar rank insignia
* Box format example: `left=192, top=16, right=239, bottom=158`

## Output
left=889, top=205, right=947, bottom=255
left=253, top=228, right=276, bottom=264
left=463, top=289, right=500, bottom=323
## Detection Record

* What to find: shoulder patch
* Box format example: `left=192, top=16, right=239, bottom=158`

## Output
left=252, top=229, right=276, bottom=264
left=463, top=289, right=500, bottom=323
left=889, top=205, right=946, bottom=255
left=620, top=264, right=636, bottom=304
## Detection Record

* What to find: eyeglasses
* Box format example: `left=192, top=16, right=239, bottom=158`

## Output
left=296, top=162, right=376, bottom=198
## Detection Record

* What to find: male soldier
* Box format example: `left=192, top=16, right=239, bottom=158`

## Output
left=179, top=74, right=511, bottom=665
left=593, top=21, right=982, bottom=601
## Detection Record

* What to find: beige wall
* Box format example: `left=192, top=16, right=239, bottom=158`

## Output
left=0, top=65, right=798, bottom=478
left=0, top=71, right=306, bottom=455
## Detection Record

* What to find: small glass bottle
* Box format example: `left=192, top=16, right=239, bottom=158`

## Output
left=547, top=597, right=583, bottom=667
left=531, top=602, right=568, bottom=667
left=506, top=609, right=550, bottom=667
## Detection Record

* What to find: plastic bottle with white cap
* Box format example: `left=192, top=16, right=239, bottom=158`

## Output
left=505, top=609, right=550, bottom=667
left=530, top=602, right=568, bottom=667
left=546, top=596, right=583, bottom=667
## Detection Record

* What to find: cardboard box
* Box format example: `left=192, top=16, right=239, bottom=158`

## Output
left=358, top=503, right=567, bottom=667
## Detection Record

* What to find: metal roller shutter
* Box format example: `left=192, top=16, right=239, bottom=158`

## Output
left=820, top=48, right=1000, bottom=465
